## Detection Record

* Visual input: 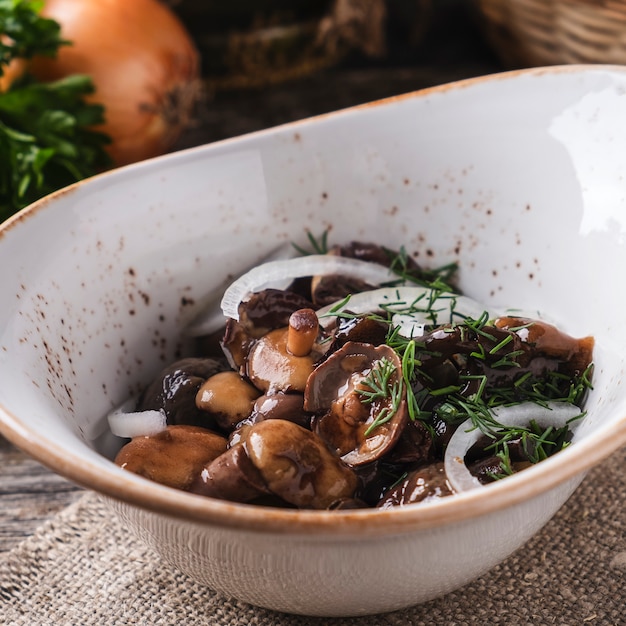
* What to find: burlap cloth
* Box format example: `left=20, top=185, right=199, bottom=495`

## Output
left=1, top=449, right=625, bottom=626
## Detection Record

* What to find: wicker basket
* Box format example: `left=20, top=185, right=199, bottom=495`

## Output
left=168, top=0, right=432, bottom=90
left=475, top=0, right=626, bottom=67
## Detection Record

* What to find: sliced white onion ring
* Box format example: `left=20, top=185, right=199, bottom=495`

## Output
left=444, top=401, right=584, bottom=493
left=316, top=286, right=488, bottom=333
left=221, top=255, right=397, bottom=321
left=107, top=398, right=167, bottom=439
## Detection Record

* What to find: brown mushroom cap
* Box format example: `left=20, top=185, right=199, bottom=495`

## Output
left=221, top=289, right=314, bottom=371
left=114, top=425, right=227, bottom=491
left=376, top=462, right=453, bottom=509
left=136, top=357, right=228, bottom=428
left=323, top=315, right=389, bottom=357
left=494, top=316, right=594, bottom=376
left=195, top=371, right=260, bottom=430
left=189, top=441, right=270, bottom=503
left=227, top=393, right=311, bottom=446
left=311, top=274, right=375, bottom=308
left=247, top=327, right=319, bottom=394
left=385, top=418, right=434, bottom=465
left=304, top=341, right=408, bottom=466
left=245, top=419, right=358, bottom=509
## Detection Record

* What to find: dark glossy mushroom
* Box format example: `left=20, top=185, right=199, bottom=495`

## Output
left=221, top=288, right=314, bottom=371
left=385, top=418, right=434, bottom=465
left=376, top=462, right=453, bottom=508
left=195, top=371, right=260, bottom=430
left=338, top=241, right=422, bottom=273
left=245, top=419, right=358, bottom=509
left=189, top=442, right=270, bottom=503
left=136, top=357, right=228, bottom=427
left=311, top=274, right=375, bottom=308
left=411, top=319, right=594, bottom=402
left=247, top=310, right=322, bottom=394
left=323, top=315, right=389, bottom=358
left=309, top=242, right=427, bottom=307
left=352, top=460, right=409, bottom=507
left=114, top=425, right=227, bottom=491
left=464, top=432, right=538, bottom=484
left=494, top=316, right=594, bottom=376
left=304, top=341, right=408, bottom=466
left=227, top=393, right=311, bottom=446
left=249, top=392, right=311, bottom=428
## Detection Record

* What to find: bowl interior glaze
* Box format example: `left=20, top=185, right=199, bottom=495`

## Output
left=1, top=64, right=626, bottom=551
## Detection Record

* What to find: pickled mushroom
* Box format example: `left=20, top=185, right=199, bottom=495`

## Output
left=190, top=441, right=270, bottom=503
left=109, top=237, right=594, bottom=511
left=136, top=357, right=227, bottom=428
left=221, top=288, right=314, bottom=371
left=195, top=371, right=260, bottom=430
left=245, top=419, right=358, bottom=509
left=249, top=393, right=311, bottom=428
left=376, top=462, right=453, bottom=509
left=305, top=341, right=409, bottom=466
left=115, top=425, right=227, bottom=491
left=247, top=308, right=323, bottom=394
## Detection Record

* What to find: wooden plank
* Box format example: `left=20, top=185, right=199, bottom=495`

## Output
left=0, top=435, right=83, bottom=553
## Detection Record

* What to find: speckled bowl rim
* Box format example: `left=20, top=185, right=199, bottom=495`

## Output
left=2, top=64, right=626, bottom=536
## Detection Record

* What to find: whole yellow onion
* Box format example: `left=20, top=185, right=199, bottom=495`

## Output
left=31, top=0, right=201, bottom=166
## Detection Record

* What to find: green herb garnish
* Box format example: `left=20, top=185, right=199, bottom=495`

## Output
left=356, top=357, right=404, bottom=436
left=0, top=0, right=111, bottom=220
left=292, top=229, right=330, bottom=256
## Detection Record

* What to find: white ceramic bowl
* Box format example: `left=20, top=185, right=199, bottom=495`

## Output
left=1, top=65, right=626, bottom=618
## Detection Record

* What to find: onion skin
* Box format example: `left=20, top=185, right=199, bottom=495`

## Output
left=31, top=0, right=201, bottom=166
left=0, top=58, right=27, bottom=92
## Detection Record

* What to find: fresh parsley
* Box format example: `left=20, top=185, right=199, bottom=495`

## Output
left=0, top=0, right=111, bottom=221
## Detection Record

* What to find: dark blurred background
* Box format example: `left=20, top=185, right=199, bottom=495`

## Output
left=169, top=0, right=626, bottom=147
left=171, top=0, right=506, bottom=148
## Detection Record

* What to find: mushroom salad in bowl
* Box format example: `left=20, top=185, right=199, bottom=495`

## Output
left=1, top=65, right=626, bottom=617
left=109, top=236, right=594, bottom=509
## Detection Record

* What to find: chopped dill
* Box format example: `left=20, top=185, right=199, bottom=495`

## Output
left=356, top=357, right=404, bottom=436
left=292, top=229, right=330, bottom=256
left=291, top=229, right=593, bottom=472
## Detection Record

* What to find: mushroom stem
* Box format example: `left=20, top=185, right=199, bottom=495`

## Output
left=287, top=308, right=319, bottom=356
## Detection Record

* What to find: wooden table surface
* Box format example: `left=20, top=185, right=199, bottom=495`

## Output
left=0, top=1, right=503, bottom=553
